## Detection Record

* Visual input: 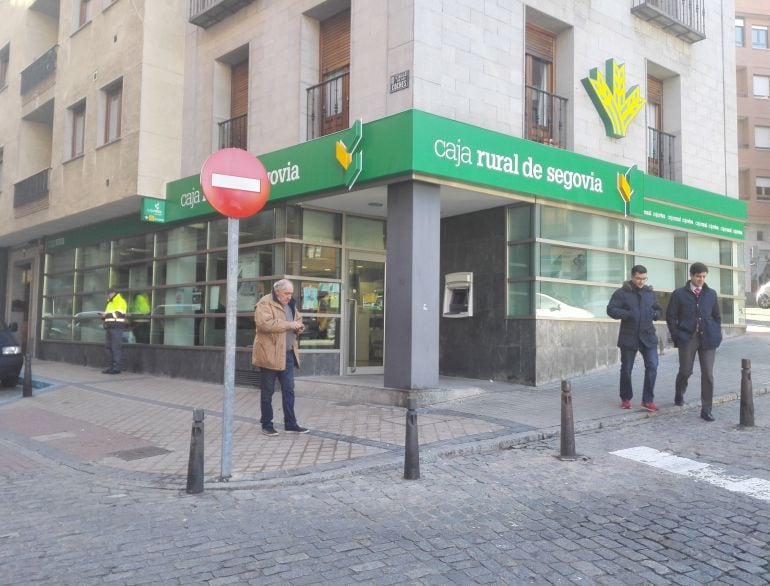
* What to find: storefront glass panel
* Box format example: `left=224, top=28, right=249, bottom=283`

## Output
left=286, top=243, right=341, bottom=278
left=346, top=216, right=385, bottom=250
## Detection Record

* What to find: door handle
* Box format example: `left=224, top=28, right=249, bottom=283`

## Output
left=347, top=298, right=357, bottom=372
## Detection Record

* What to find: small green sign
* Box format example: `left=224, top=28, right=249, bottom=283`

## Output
left=141, top=198, right=166, bottom=223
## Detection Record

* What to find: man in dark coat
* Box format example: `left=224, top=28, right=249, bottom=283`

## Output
left=666, top=261, right=722, bottom=422
left=607, top=265, right=662, bottom=411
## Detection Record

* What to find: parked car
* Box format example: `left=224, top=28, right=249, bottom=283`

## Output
left=757, top=282, right=770, bottom=309
left=0, top=319, right=23, bottom=388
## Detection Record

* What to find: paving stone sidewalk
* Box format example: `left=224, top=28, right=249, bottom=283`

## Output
left=0, top=332, right=767, bottom=490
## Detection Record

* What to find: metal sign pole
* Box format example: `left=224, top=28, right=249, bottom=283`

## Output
left=220, top=216, right=239, bottom=480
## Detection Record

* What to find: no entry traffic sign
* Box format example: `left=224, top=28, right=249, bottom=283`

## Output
left=200, top=148, right=270, bottom=218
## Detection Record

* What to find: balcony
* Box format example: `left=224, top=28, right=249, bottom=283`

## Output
left=647, top=127, right=677, bottom=181
left=524, top=86, right=568, bottom=148
left=306, top=72, right=350, bottom=141
left=20, top=45, right=57, bottom=96
left=14, top=168, right=50, bottom=208
left=189, top=0, right=255, bottom=29
left=631, top=0, right=706, bottom=43
left=219, top=114, right=247, bottom=149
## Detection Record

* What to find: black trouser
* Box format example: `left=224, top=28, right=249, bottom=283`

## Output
left=105, top=325, right=124, bottom=371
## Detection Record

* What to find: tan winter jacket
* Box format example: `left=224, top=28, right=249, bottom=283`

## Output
left=251, top=292, right=302, bottom=371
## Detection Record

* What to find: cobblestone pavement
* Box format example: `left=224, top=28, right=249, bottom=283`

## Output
left=0, top=394, right=767, bottom=584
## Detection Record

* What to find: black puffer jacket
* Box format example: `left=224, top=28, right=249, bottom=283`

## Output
left=606, top=281, right=661, bottom=350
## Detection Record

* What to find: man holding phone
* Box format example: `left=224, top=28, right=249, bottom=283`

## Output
left=252, top=279, right=309, bottom=436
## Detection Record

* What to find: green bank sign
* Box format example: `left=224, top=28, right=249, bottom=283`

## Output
left=152, top=110, right=744, bottom=238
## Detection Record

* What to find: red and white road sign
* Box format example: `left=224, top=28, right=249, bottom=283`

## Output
left=200, top=148, right=270, bottom=218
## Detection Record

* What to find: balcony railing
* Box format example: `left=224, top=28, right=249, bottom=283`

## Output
left=14, top=168, right=50, bottom=208
left=219, top=114, right=247, bottom=150
left=306, top=72, right=350, bottom=141
left=631, top=0, right=706, bottom=43
left=647, top=127, right=677, bottom=181
left=189, top=0, right=255, bottom=28
left=20, top=45, right=57, bottom=95
left=524, top=86, right=568, bottom=148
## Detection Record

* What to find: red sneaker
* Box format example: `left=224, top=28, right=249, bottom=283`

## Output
left=620, top=400, right=632, bottom=409
left=641, top=402, right=659, bottom=412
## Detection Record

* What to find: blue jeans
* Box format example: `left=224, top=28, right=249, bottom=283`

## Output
left=259, top=351, right=298, bottom=428
left=619, top=345, right=658, bottom=403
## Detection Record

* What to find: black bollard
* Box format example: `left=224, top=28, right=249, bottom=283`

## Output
left=186, top=409, right=205, bottom=494
left=22, top=352, right=32, bottom=398
left=404, top=396, right=420, bottom=480
left=740, top=359, right=755, bottom=428
left=558, top=380, right=577, bottom=461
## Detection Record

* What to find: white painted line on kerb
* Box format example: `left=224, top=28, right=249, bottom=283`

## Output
left=611, top=446, right=770, bottom=502
left=211, top=173, right=261, bottom=192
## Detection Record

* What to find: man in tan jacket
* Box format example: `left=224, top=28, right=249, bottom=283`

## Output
left=252, top=279, right=308, bottom=436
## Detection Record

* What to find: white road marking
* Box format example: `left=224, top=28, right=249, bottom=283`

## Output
left=211, top=173, right=261, bottom=192
left=611, top=446, right=770, bottom=502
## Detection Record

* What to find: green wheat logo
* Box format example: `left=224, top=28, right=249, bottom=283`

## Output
left=582, top=59, right=646, bottom=139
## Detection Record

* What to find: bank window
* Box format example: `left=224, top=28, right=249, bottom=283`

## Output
left=541, top=206, right=626, bottom=249
left=539, top=244, right=626, bottom=284
left=155, top=254, right=206, bottom=286
left=286, top=207, right=341, bottom=244
left=736, top=18, right=745, bottom=47
left=752, top=26, right=769, bottom=49
left=116, top=234, right=154, bottom=262
left=79, top=242, right=110, bottom=269
left=507, top=205, right=532, bottom=240
left=286, top=244, right=341, bottom=278
left=755, top=126, right=770, bottom=149
left=757, top=177, right=770, bottom=200
left=753, top=75, right=770, bottom=98
left=508, top=244, right=532, bottom=278
left=207, top=245, right=274, bottom=281
left=114, top=263, right=152, bottom=291
left=156, top=225, right=206, bottom=256
left=538, top=282, right=615, bottom=318
left=346, top=216, right=385, bottom=250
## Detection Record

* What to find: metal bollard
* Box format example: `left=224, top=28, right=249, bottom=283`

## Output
left=558, top=380, right=577, bottom=461
left=404, top=396, right=420, bottom=480
left=22, top=352, right=33, bottom=398
left=740, top=359, right=755, bottom=428
left=186, top=409, right=205, bottom=494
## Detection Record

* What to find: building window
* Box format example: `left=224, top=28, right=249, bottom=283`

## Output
left=78, top=0, right=92, bottom=27
left=736, top=18, right=745, bottom=47
left=757, top=177, right=770, bottom=201
left=68, top=101, right=86, bottom=159
left=752, top=26, right=769, bottom=49
left=755, top=126, right=770, bottom=149
left=0, top=44, right=9, bottom=89
left=101, top=79, right=122, bottom=144
left=753, top=75, right=770, bottom=98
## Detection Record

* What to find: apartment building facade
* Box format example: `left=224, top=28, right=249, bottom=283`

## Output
left=6, top=0, right=746, bottom=389
left=0, top=0, right=185, bottom=356
left=735, top=0, right=770, bottom=297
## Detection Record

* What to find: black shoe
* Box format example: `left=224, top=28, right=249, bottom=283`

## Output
left=700, top=410, right=715, bottom=422
left=674, top=391, right=684, bottom=406
left=262, top=426, right=279, bottom=437
left=285, top=425, right=309, bottom=433
left=109, top=370, right=121, bottom=375
left=102, top=368, right=113, bottom=374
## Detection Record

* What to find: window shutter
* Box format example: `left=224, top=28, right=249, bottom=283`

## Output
left=231, top=61, right=249, bottom=117
left=320, top=9, right=350, bottom=77
left=526, top=24, right=554, bottom=62
left=647, top=76, right=662, bottom=104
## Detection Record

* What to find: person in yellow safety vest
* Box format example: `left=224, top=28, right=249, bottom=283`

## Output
left=129, top=292, right=151, bottom=344
left=101, top=287, right=127, bottom=374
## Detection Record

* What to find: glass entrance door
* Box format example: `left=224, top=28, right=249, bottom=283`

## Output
left=346, top=253, right=385, bottom=374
